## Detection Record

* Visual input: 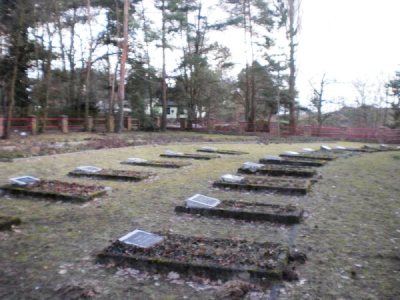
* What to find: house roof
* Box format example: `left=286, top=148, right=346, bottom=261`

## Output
left=155, top=100, right=178, bottom=107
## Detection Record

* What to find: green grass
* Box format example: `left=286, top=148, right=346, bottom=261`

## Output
left=0, top=140, right=399, bottom=299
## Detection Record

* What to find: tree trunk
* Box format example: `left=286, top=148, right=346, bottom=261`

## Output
left=287, top=0, right=297, bottom=133
left=116, top=0, right=129, bottom=132
left=85, top=0, right=93, bottom=131
left=161, top=0, right=167, bottom=130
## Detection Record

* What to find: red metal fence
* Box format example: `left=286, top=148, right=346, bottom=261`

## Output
left=2, top=115, right=399, bottom=143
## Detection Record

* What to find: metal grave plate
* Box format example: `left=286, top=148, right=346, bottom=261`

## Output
left=186, top=194, right=221, bottom=208
left=9, top=176, right=40, bottom=186
left=200, top=146, right=217, bottom=151
left=75, top=166, right=102, bottom=173
left=165, top=150, right=183, bottom=156
left=221, top=174, right=245, bottom=183
left=320, top=145, right=332, bottom=151
left=283, top=151, right=300, bottom=155
left=335, top=146, right=346, bottom=150
left=242, top=161, right=264, bottom=172
left=264, top=155, right=283, bottom=161
left=119, top=229, right=164, bottom=248
left=127, top=157, right=148, bottom=163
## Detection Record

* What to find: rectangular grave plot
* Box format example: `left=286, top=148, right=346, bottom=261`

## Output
left=121, top=160, right=191, bottom=168
left=1, top=180, right=108, bottom=203
left=279, top=154, right=335, bottom=161
left=97, top=234, right=289, bottom=283
left=197, top=149, right=249, bottom=155
left=259, top=158, right=326, bottom=167
left=68, top=169, right=153, bottom=181
left=0, top=215, right=22, bottom=230
left=238, top=165, right=316, bottom=178
left=160, top=153, right=220, bottom=160
left=213, top=176, right=311, bottom=195
left=175, top=201, right=303, bottom=224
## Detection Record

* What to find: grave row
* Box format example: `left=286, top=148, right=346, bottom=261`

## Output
left=1, top=144, right=398, bottom=286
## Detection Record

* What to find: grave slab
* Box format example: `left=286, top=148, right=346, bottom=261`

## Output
left=1, top=180, right=108, bottom=202
left=0, top=215, right=22, bottom=230
left=197, top=148, right=249, bottom=155
left=121, top=159, right=191, bottom=168
left=279, top=153, right=336, bottom=161
left=175, top=200, right=304, bottom=224
left=160, top=152, right=220, bottom=160
left=238, top=164, right=316, bottom=178
left=68, top=168, right=154, bottom=181
left=213, top=175, right=311, bottom=195
left=259, top=157, right=326, bottom=167
left=97, top=233, right=289, bottom=283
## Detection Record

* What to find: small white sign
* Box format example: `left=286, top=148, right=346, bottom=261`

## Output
left=220, top=174, right=245, bottom=183
left=242, top=161, right=264, bottom=172
left=119, top=229, right=164, bottom=248
left=335, top=146, right=346, bottom=150
left=9, top=176, right=40, bottom=186
left=200, top=146, right=217, bottom=151
left=320, top=145, right=332, bottom=151
left=283, top=151, right=300, bottom=155
left=75, top=166, right=102, bottom=173
left=127, top=157, right=148, bottom=163
left=186, top=194, right=221, bottom=208
left=264, top=155, right=283, bottom=161
left=165, top=150, right=183, bottom=156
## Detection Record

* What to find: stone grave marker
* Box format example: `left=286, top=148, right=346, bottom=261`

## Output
left=264, top=155, right=283, bottom=160
left=242, top=162, right=264, bottom=172
left=220, top=174, right=245, bottom=183
left=200, top=146, right=217, bottom=151
left=75, top=166, right=102, bottom=173
left=186, top=194, right=221, bottom=209
left=119, top=229, right=164, bottom=248
left=320, top=145, right=332, bottom=151
left=302, top=148, right=314, bottom=152
left=165, top=150, right=184, bottom=156
left=9, top=176, right=40, bottom=186
left=283, top=151, right=300, bottom=155
left=127, top=157, right=148, bottom=163
left=335, top=145, right=346, bottom=150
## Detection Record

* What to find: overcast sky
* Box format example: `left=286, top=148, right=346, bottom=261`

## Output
left=296, top=0, right=400, bottom=109
left=120, top=0, right=400, bottom=111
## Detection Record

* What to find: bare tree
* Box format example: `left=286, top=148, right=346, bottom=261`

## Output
left=309, top=74, right=333, bottom=128
left=116, top=0, right=129, bottom=133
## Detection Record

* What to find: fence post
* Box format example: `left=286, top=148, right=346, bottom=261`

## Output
left=29, top=115, right=38, bottom=135
left=303, top=125, right=312, bottom=137
left=153, top=116, right=161, bottom=128
left=126, top=116, right=132, bottom=131
left=207, top=118, right=216, bottom=132
left=86, top=116, right=93, bottom=132
left=106, top=115, right=115, bottom=132
left=0, top=115, right=4, bottom=138
left=60, top=115, right=69, bottom=133
left=179, top=118, right=187, bottom=130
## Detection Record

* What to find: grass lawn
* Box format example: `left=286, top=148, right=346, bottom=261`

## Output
left=0, top=136, right=399, bottom=299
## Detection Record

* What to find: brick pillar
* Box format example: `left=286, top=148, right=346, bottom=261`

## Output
left=106, top=115, right=115, bottom=132
left=126, top=116, right=132, bottom=131
left=303, top=125, right=312, bottom=137
left=207, top=118, right=216, bottom=131
left=179, top=118, right=187, bottom=130
left=86, top=116, right=93, bottom=132
left=60, top=115, right=69, bottom=133
left=340, top=126, right=347, bottom=140
left=29, top=115, right=38, bottom=135
left=0, top=115, right=4, bottom=138
left=153, top=116, right=161, bottom=128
